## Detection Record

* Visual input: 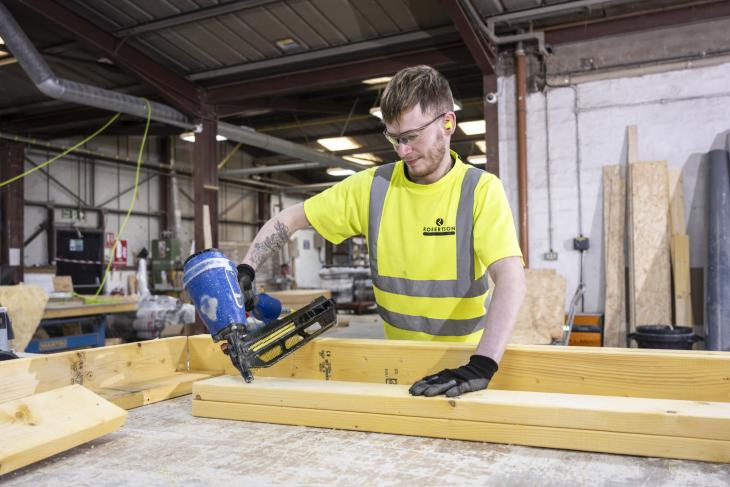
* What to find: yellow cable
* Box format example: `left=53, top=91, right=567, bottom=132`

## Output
left=93, top=99, right=153, bottom=297
left=0, top=113, right=121, bottom=188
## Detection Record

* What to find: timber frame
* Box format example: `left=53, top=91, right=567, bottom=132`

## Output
left=2, top=336, right=730, bottom=474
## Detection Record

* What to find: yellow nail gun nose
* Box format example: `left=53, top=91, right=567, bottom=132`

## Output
left=183, top=249, right=337, bottom=382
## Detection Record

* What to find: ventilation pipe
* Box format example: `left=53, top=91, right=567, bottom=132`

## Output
left=0, top=3, right=361, bottom=171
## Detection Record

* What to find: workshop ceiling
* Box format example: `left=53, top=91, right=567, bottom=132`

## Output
left=1, top=0, right=728, bottom=184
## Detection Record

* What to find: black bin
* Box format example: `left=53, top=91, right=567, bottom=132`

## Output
left=629, top=325, right=703, bottom=350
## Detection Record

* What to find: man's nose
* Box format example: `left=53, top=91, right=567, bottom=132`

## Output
left=396, top=142, right=412, bottom=158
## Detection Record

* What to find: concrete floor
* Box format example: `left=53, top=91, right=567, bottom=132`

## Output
left=5, top=314, right=730, bottom=486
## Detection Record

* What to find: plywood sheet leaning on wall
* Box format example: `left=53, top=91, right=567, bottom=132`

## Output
left=627, top=161, right=672, bottom=330
left=0, top=284, right=49, bottom=352
left=192, top=376, right=730, bottom=463
left=510, top=269, right=566, bottom=345
left=603, top=165, right=627, bottom=347
left=0, top=384, right=127, bottom=475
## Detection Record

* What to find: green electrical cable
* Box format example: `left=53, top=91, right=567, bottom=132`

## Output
left=0, top=113, right=121, bottom=188
left=92, top=99, right=153, bottom=298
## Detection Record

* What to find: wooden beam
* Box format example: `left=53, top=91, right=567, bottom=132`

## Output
left=627, top=161, right=672, bottom=331
left=0, top=385, right=126, bottom=475
left=603, top=165, right=626, bottom=347
left=1, top=337, right=189, bottom=404
left=192, top=376, right=730, bottom=463
left=187, top=337, right=730, bottom=402
left=668, top=169, right=686, bottom=235
left=94, top=371, right=213, bottom=410
left=671, top=234, right=694, bottom=327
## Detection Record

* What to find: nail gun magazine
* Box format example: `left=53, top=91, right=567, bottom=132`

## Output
left=183, top=248, right=337, bottom=382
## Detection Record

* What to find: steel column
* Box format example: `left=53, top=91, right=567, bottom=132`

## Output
left=193, top=115, right=219, bottom=250
left=0, top=140, right=25, bottom=284
left=515, top=48, right=529, bottom=267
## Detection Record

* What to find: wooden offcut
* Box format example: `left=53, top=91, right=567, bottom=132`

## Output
left=602, top=165, right=627, bottom=347
left=0, top=384, right=126, bottom=475
left=627, top=161, right=672, bottom=330
left=671, top=234, right=694, bottom=327
left=668, top=169, right=687, bottom=235
left=187, top=336, right=730, bottom=402
left=267, top=289, right=332, bottom=310
left=0, top=284, right=49, bottom=352
left=192, top=376, right=730, bottom=463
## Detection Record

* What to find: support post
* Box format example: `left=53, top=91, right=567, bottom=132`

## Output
left=0, top=140, right=25, bottom=284
left=483, top=74, right=499, bottom=176
left=515, top=47, right=529, bottom=267
left=159, top=137, right=171, bottom=233
left=193, top=115, right=219, bottom=251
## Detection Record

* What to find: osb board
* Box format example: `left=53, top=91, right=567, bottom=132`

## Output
left=187, top=336, right=730, bottom=402
left=510, top=269, right=566, bottom=345
left=668, top=169, right=686, bottom=235
left=603, top=165, right=627, bottom=347
left=0, top=337, right=188, bottom=404
left=192, top=377, right=730, bottom=463
left=671, top=234, right=693, bottom=327
left=0, top=284, right=48, bottom=353
left=628, top=161, right=671, bottom=329
left=0, top=384, right=127, bottom=475
left=52, top=276, right=73, bottom=292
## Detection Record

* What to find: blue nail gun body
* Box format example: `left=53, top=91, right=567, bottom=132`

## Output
left=183, top=249, right=337, bottom=382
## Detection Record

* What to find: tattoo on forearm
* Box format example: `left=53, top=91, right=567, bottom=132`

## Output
left=249, top=220, right=290, bottom=269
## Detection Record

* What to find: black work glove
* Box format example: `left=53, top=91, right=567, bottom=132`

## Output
left=236, top=263, right=256, bottom=311
left=409, top=355, right=498, bottom=398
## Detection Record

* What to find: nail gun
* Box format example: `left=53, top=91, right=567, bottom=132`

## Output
left=183, top=249, right=337, bottom=382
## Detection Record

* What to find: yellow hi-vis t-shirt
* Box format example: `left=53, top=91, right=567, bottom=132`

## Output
left=304, top=152, right=522, bottom=342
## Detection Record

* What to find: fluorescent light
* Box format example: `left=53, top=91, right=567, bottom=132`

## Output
left=180, top=131, right=227, bottom=142
left=317, top=136, right=361, bottom=152
left=467, top=155, right=487, bottom=165
left=369, top=106, right=383, bottom=120
left=453, top=99, right=462, bottom=111
left=343, top=153, right=381, bottom=166
left=327, top=167, right=356, bottom=177
left=458, top=120, right=486, bottom=136
left=362, top=76, right=392, bottom=85
left=475, top=140, right=486, bottom=153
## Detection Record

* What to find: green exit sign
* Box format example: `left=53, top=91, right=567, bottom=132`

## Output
left=61, top=208, right=87, bottom=221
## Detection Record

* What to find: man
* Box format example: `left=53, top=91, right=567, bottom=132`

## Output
left=237, top=65, right=526, bottom=398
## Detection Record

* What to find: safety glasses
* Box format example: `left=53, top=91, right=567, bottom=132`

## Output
left=383, top=112, right=446, bottom=147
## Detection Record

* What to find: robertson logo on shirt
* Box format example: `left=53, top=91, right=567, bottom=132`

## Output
left=423, top=217, right=455, bottom=236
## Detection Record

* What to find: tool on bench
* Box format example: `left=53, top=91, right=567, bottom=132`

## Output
left=0, top=306, right=18, bottom=361
left=183, top=249, right=337, bottom=382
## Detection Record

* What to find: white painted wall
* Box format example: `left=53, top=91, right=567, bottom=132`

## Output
left=498, top=61, right=730, bottom=312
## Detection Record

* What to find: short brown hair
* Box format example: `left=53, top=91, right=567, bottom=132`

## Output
left=380, top=65, right=454, bottom=124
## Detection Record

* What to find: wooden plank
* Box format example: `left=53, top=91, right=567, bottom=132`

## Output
left=192, top=400, right=730, bottom=464
left=0, top=385, right=127, bottom=475
left=668, top=169, right=686, bottom=235
left=267, top=289, right=332, bottom=310
left=603, top=165, right=626, bottom=347
left=187, top=336, right=730, bottom=402
left=193, top=376, right=730, bottom=441
left=0, top=284, right=48, bottom=352
left=628, top=161, right=672, bottom=329
left=93, top=371, right=214, bottom=409
left=671, top=234, right=694, bottom=327
left=627, top=124, right=639, bottom=163
left=43, top=301, right=138, bottom=319
left=0, top=337, right=188, bottom=403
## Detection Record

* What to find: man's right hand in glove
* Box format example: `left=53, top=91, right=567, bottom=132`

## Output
left=236, top=263, right=256, bottom=311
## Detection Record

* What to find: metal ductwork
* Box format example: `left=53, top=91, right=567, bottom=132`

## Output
left=221, top=161, right=325, bottom=177
left=0, top=2, right=361, bottom=172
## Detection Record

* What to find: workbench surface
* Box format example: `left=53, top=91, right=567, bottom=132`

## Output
left=3, top=394, right=729, bottom=486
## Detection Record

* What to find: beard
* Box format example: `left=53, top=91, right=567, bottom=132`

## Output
left=406, top=132, right=448, bottom=180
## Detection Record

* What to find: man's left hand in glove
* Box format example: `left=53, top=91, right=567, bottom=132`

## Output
left=408, top=354, right=498, bottom=398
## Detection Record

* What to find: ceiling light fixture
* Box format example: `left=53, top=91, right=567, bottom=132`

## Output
left=475, top=140, right=486, bottom=153
left=327, top=167, right=356, bottom=177
left=180, top=131, right=227, bottom=142
left=317, top=136, right=361, bottom=152
left=362, top=76, right=392, bottom=85
left=343, top=153, right=381, bottom=166
left=467, top=155, right=487, bottom=165
left=458, top=120, right=486, bottom=135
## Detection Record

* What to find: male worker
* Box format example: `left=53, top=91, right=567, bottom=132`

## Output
left=237, top=65, right=526, bottom=398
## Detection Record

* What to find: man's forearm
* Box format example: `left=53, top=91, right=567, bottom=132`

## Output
left=242, top=203, right=308, bottom=271
left=474, top=258, right=526, bottom=362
